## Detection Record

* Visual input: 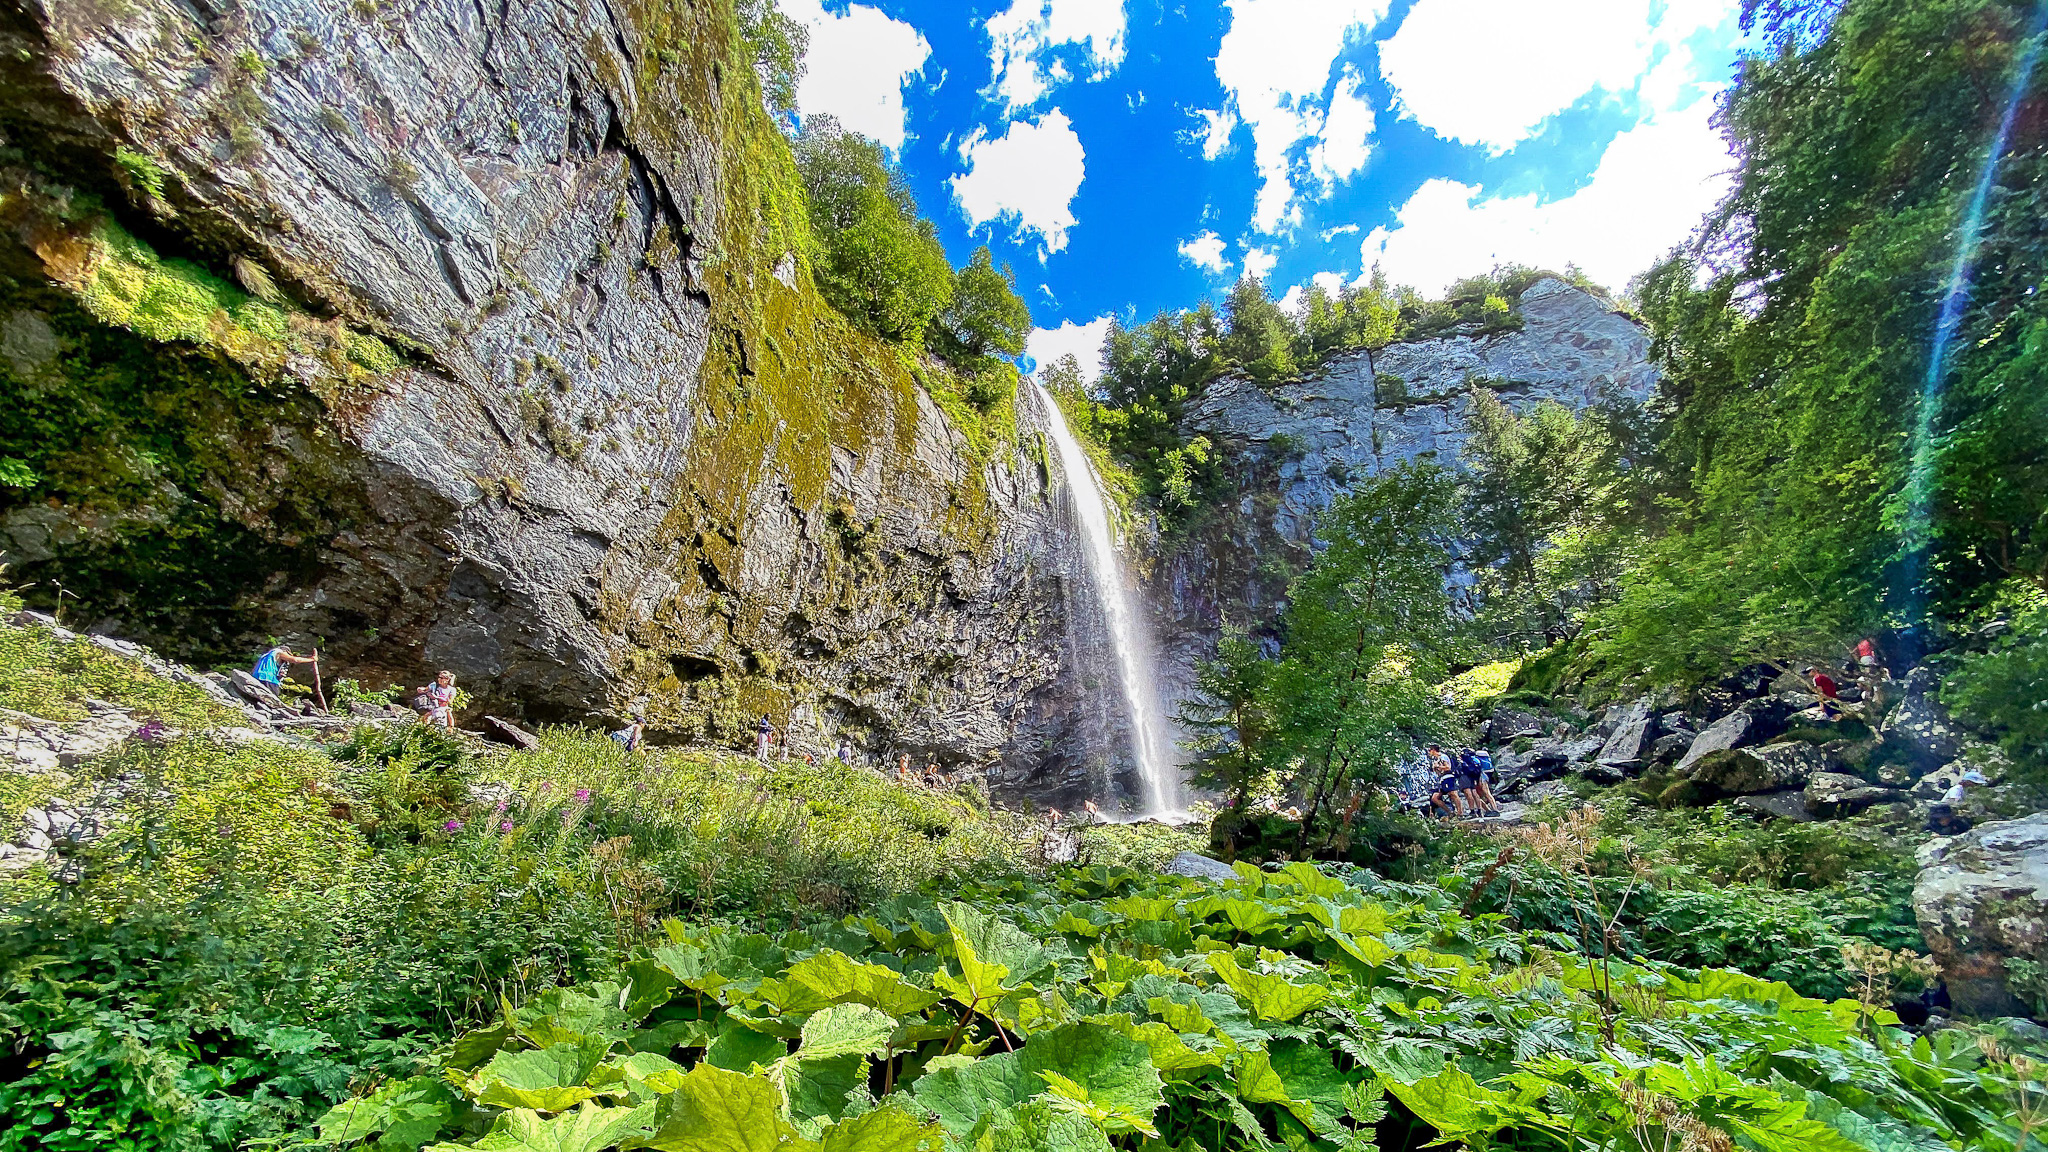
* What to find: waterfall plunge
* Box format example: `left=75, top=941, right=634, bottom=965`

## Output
left=1032, top=382, right=1178, bottom=817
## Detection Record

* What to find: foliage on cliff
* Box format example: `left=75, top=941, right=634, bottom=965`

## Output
left=1588, top=0, right=2048, bottom=689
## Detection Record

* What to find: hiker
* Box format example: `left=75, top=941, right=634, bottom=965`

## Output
left=896, top=753, right=910, bottom=781
left=923, top=759, right=940, bottom=788
left=1430, top=769, right=1462, bottom=818
left=252, top=643, right=315, bottom=692
left=836, top=737, right=852, bottom=764
left=756, top=715, right=776, bottom=761
left=1927, top=766, right=1988, bottom=835
left=611, top=715, right=645, bottom=753
left=1854, top=636, right=1882, bottom=672
left=1803, top=666, right=1844, bottom=716
left=1459, top=748, right=1500, bottom=816
left=417, top=670, right=458, bottom=731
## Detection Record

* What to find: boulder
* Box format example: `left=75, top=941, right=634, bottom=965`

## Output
left=1489, top=706, right=1547, bottom=742
left=1658, top=711, right=1702, bottom=734
left=1575, top=762, right=1628, bottom=787
left=1882, top=691, right=1966, bottom=768
left=1914, top=813, right=2048, bottom=1017
left=1912, top=744, right=2013, bottom=801
left=484, top=716, right=542, bottom=752
left=1717, top=663, right=1780, bottom=699
left=1649, top=731, right=1694, bottom=766
left=1675, top=708, right=1757, bottom=773
left=1732, top=791, right=1814, bottom=822
left=229, top=670, right=283, bottom=708
left=1596, top=696, right=1656, bottom=766
left=1804, top=772, right=1902, bottom=819
left=1163, top=851, right=1240, bottom=882
left=1689, top=741, right=1829, bottom=795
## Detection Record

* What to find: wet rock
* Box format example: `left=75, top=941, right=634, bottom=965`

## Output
left=1659, top=711, right=1701, bottom=734
left=1804, top=772, right=1902, bottom=819
left=1163, top=851, right=1240, bottom=882
left=1914, top=813, right=2048, bottom=1017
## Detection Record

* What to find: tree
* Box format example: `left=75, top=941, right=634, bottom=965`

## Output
left=1262, top=463, right=1462, bottom=851
left=1220, top=276, right=1295, bottom=384
left=1176, top=626, right=1274, bottom=810
left=928, top=246, right=1029, bottom=372
left=1461, top=388, right=1626, bottom=649
left=792, top=116, right=953, bottom=344
left=736, top=0, right=808, bottom=118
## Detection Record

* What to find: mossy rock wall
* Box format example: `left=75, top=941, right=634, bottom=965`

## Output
left=0, top=0, right=1118, bottom=797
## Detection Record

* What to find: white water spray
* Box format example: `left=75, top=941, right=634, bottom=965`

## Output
left=1031, top=382, right=1177, bottom=816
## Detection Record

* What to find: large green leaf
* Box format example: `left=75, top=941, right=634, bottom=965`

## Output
left=317, top=1076, right=461, bottom=1151
left=912, top=1051, right=1034, bottom=1136
left=1015, top=1022, right=1164, bottom=1135
left=753, top=952, right=943, bottom=1017
left=705, top=1021, right=787, bottom=1072
left=797, top=1003, right=898, bottom=1062
left=467, top=1040, right=614, bottom=1113
left=1266, top=1040, right=1352, bottom=1134
left=940, top=901, right=1051, bottom=1005
left=514, top=984, right=637, bottom=1048
left=817, top=1105, right=945, bottom=1152
left=1207, top=953, right=1330, bottom=1022
left=593, top=1052, right=690, bottom=1102
left=1381, top=1062, right=1509, bottom=1141
left=638, top=1064, right=807, bottom=1152
left=428, top=1104, right=654, bottom=1152
left=972, top=1100, right=1113, bottom=1152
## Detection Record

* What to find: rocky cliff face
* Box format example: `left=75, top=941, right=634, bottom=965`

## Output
left=0, top=0, right=1121, bottom=798
left=1151, top=278, right=1658, bottom=700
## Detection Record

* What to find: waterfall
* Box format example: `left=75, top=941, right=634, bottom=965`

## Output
left=1031, top=381, right=1178, bottom=816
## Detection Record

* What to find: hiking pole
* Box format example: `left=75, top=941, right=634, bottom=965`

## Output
left=311, top=647, right=329, bottom=713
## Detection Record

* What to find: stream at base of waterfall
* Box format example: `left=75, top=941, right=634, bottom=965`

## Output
left=1031, top=382, right=1185, bottom=819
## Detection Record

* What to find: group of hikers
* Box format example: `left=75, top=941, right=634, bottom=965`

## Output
left=1407, top=744, right=1502, bottom=819
left=252, top=644, right=462, bottom=732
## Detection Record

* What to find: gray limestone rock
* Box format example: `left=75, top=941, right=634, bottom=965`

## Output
left=1676, top=709, right=1757, bottom=774
left=230, top=672, right=284, bottom=709
left=1596, top=696, right=1655, bottom=765
left=1884, top=689, right=1968, bottom=769
left=1489, top=706, right=1548, bottom=742
left=1163, top=851, right=1241, bottom=882
left=1914, top=814, right=2048, bottom=1017
left=1689, top=741, right=1829, bottom=796
left=1649, top=731, right=1694, bottom=766
left=484, top=716, right=542, bottom=752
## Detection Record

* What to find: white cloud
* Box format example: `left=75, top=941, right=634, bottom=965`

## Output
left=1242, top=245, right=1278, bottom=281
left=1357, top=98, right=1732, bottom=293
left=1027, top=314, right=1116, bottom=382
left=1309, top=69, right=1375, bottom=183
left=1278, top=284, right=1306, bottom=312
left=1212, top=0, right=1390, bottom=233
left=1311, top=270, right=1346, bottom=295
left=777, top=0, right=931, bottom=150
left=1192, top=107, right=1238, bottom=159
left=1320, top=223, right=1360, bottom=241
left=985, top=0, right=1127, bottom=111
left=1379, top=0, right=1732, bottom=152
left=1178, top=230, right=1231, bottom=275
left=951, top=109, right=1088, bottom=255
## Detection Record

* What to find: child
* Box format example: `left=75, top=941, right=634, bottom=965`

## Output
left=418, top=671, right=458, bottom=731
left=252, top=644, right=314, bottom=690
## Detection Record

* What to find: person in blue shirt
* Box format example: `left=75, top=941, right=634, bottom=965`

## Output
left=252, top=644, right=314, bottom=689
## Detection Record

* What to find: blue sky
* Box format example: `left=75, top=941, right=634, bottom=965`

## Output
left=774, top=0, right=1748, bottom=378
